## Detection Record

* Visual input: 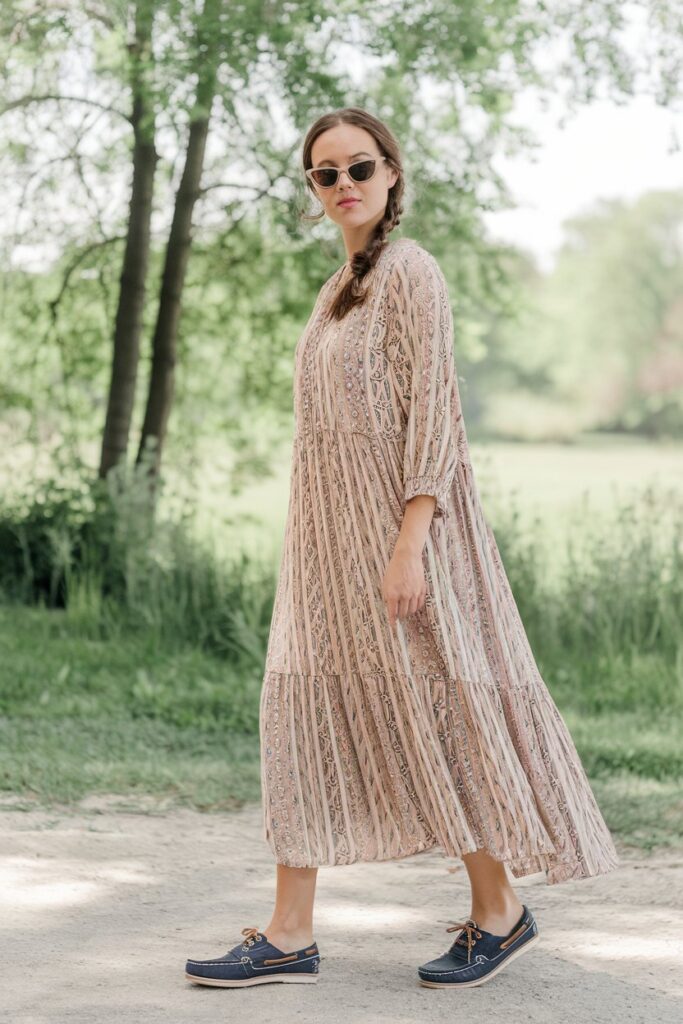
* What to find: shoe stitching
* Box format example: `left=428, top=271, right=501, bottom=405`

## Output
left=187, top=953, right=320, bottom=972
left=421, top=925, right=537, bottom=976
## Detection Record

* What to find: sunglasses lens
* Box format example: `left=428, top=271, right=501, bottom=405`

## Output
left=310, top=168, right=338, bottom=187
left=349, top=159, right=376, bottom=182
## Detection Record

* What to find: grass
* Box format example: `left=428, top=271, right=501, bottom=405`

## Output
left=0, top=436, right=681, bottom=855
left=0, top=605, right=263, bottom=810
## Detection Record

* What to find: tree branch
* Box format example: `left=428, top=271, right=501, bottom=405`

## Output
left=48, top=235, right=126, bottom=316
left=1, top=93, right=131, bottom=123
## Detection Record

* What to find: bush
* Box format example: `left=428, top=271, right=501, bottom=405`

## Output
left=0, top=457, right=277, bottom=671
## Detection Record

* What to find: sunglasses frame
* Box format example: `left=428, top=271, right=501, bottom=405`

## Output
left=305, top=155, right=387, bottom=189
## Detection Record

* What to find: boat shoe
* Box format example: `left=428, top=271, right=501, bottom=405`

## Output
left=418, top=904, right=539, bottom=988
left=185, top=926, right=320, bottom=987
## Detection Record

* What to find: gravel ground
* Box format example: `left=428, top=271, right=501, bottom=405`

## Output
left=2, top=795, right=682, bottom=1024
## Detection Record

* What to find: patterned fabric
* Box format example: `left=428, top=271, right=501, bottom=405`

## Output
left=259, top=237, right=620, bottom=884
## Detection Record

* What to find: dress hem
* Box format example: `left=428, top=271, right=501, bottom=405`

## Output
left=262, top=828, right=621, bottom=886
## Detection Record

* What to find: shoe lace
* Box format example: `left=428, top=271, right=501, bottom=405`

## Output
left=240, top=926, right=262, bottom=949
left=446, top=918, right=482, bottom=964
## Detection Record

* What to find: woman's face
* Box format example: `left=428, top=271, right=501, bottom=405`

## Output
left=309, top=124, right=397, bottom=247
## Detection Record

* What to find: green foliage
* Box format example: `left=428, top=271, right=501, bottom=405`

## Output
left=0, top=468, right=120, bottom=608
left=478, top=190, right=683, bottom=440
left=0, top=455, right=278, bottom=671
left=2, top=1, right=683, bottom=484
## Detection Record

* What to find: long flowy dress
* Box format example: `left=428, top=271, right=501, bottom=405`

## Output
left=259, top=236, right=620, bottom=885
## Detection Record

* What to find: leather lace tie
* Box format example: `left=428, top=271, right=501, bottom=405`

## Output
left=241, top=926, right=262, bottom=948
left=446, top=918, right=482, bottom=963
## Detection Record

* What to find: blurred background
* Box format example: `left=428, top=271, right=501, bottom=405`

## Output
left=0, top=1, right=681, bottom=850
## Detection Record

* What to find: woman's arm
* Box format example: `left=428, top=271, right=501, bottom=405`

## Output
left=382, top=246, right=462, bottom=629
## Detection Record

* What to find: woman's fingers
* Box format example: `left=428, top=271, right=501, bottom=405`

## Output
left=386, top=590, right=425, bottom=626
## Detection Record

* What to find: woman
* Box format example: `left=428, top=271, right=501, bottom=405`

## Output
left=185, top=107, right=620, bottom=991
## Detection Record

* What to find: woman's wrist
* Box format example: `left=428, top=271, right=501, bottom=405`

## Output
left=396, top=494, right=437, bottom=555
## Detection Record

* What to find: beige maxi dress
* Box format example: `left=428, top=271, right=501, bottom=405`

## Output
left=259, top=236, right=620, bottom=884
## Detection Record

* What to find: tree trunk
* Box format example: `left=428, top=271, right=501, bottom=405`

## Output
left=136, top=0, right=219, bottom=481
left=98, top=0, right=158, bottom=479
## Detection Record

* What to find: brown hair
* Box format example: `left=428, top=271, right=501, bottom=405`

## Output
left=301, top=107, right=405, bottom=321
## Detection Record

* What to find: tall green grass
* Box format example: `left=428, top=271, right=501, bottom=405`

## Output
left=488, top=483, right=683, bottom=715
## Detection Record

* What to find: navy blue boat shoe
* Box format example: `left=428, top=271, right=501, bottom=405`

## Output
left=418, top=904, right=539, bottom=988
left=185, top=926, right=320, bottom=987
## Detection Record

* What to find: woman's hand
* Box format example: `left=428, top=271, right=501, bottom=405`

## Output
left=382, top=542, right=427, bottom=630
left=383, top=493, right=436, bottom=630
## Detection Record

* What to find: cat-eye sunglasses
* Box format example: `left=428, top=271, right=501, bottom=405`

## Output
left=305, top=156, right=387, bottom=189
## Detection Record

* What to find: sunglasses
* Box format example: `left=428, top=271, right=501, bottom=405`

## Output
left=305, top=156, right=387, bottom=189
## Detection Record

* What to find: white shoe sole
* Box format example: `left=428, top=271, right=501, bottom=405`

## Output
left=186, top=971, right=319, bottom=987
left=418, top=932, right=541, bottom=988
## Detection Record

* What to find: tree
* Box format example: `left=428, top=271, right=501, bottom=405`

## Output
left=2, top=0, right=682, bottom=484
left=100, top=0, right=159, bottom=477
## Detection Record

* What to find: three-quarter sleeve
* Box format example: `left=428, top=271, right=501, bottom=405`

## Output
left=393, top=248, right=462, bottom=519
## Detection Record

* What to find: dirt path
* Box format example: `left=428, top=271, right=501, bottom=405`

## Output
left=2, top=795, right=682, bottom=1023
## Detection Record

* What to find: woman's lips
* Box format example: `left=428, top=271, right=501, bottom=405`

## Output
left=338, top=198, right=359, bottom=207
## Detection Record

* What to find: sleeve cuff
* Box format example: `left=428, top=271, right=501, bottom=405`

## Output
left=403, top=474, right=450, bottom=519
